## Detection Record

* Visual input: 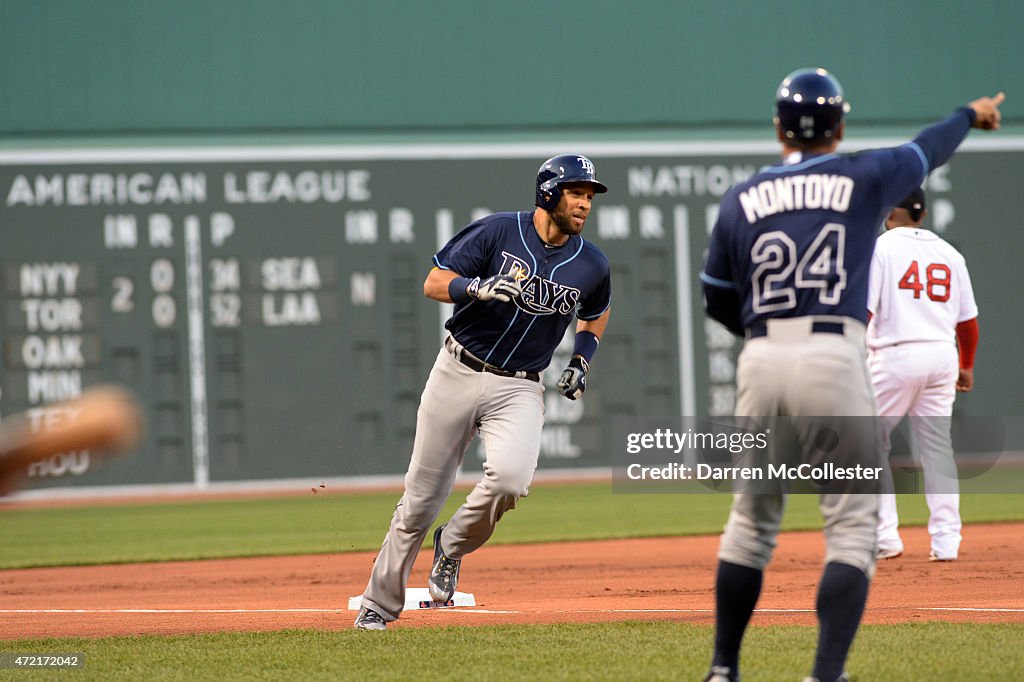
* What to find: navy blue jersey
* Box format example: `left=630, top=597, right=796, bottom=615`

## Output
left=433, top=210, right=612, bottom=372
left=701, top=108, right=975, bottom=331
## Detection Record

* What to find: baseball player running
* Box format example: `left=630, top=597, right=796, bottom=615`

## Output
left=868, top=187, right=979, bottom=562
left=700, top=67, right=1003, bottom=682
left=354, top=154, right=612, bottom=630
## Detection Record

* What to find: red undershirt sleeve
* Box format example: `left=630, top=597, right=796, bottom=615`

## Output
left=956, top=317, right=979, bottom=369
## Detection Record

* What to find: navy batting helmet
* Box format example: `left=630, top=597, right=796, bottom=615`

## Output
left=773, top=68, right=851, bottom=144
left=535, top=154, right=608, bottom=211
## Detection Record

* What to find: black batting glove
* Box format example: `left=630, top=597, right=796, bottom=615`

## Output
left=468, top=274, right=523, bottom=303
left=556, top=355, right=589, bottom=400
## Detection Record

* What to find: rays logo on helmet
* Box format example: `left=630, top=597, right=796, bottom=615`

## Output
left=535, top=153, right=608, bottom=211
left=499, top=252, right=581, bottom=315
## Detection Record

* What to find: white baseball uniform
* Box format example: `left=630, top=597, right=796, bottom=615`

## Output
left=866, top=226, right=978, bottom=559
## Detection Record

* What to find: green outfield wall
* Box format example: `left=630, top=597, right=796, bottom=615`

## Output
left=0, top=0, right=1020, bottom=137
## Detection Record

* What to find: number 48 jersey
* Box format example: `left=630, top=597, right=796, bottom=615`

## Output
left=866, top=228, right=978, bottom=351
left=701, top=147, right=930, bottom=330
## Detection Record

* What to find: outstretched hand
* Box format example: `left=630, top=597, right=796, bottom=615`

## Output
left=969, top=92, right=1006, bottom=130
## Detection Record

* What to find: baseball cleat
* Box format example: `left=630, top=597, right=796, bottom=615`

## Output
left=704, top=665, right=738, bottom=682
left=428, top=524, right=462, bottom=603
left=929, top=550, right=957, bottom=562
left=876, top=547, right=903, bottom=560
left=353, top=606, right=387, bottom=630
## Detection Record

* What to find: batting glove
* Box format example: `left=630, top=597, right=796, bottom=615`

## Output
left=556, top=355, right=589, bottom=400
left=468, top=274, right=523, bottom=303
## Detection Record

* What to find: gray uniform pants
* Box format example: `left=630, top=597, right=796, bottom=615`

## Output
left=717, top=316, right=881, bottom=578
left=361, top=340, right=545, bottom=621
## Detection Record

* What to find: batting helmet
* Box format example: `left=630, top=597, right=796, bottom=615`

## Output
left=535, top=154, right=608, bottom=211
left=773, top=68, right=851, bottom=144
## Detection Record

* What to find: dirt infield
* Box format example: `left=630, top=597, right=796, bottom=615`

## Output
left=1, top=522, right=1022, bottom=639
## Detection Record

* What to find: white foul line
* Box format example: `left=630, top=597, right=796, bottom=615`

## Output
left=917, top=607, right=1024, bottom=613
left=0, top=608, right=521, bottom=615
left=1, top=606, right=1020, bottom=615
left=448, top=609, right=521, bottom=614
left=593, top=609, right=810, bottom=613
left=0, top=609, right=339, bottom=614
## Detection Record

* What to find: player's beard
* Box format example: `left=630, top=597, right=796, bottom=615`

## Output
left=551, top=204, right=585, bottom=237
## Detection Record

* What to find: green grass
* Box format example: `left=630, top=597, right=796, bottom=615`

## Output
left=1, top=483, right=1023, bottom=568
left=0, top=622, right=1021, bottom=681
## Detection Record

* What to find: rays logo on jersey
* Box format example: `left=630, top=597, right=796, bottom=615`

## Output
left=498, top=251, right=581, bottom=316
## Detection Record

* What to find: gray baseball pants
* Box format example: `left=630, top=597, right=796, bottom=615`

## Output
left=717, top=316, right=881, bottom=578
left=360, top=339, right=545, bottom=621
